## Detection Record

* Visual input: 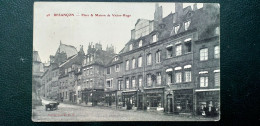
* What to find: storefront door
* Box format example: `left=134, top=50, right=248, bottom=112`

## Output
left=137, top=94, right=143, bottom=109
left=167, top=94, right=173, bottom=113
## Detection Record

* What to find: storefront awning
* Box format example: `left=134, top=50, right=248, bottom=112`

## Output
left=166, top=68, right=173, bottom=72
left=195, top=88, right=220, bottom=92
left=166, top=44, right=173, bottom=49
left=184, top=65, right=192, bottom=69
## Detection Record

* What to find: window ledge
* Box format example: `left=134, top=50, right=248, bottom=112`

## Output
left=199, top=60, right=209, bottom=62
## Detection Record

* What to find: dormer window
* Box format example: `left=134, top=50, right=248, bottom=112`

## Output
left=115, top=64, right=120, bottom=72
left=184, top=20, right=191, bottom=31
left=152, top=34, right=157, bottom=43
left=114, top=56, right=118, bottom=61
left=174, top=25, right=180, bottom=34
left=129, top=44, right=133, bottom=51
left=139, top=40, right=143, bottom=47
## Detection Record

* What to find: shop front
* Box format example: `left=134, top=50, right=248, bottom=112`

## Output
left=122, top=91, right=137, bottom=110
left=173, top=89, right=193, bottom=114
left=195, top=89, right=220, bottom=117
left=82, top=89, right=104, bottom=106
left=144, top=88, right=164, bottom=111
left=104, top=91, right=117, bottom=107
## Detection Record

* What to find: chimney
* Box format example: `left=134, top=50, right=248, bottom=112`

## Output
left=131, top=29, right=135, bottom=40
left=175, top=3, right=183, bottom=17
left=154, top=3, right=162, bottom=22
left=193, top=3, right=198, bottom=10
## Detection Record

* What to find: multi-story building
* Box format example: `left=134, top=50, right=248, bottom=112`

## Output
left=81, top=43, right=116, bottom=106
left=58, top=44, right=84, bottom=102
left=193, top=18, right=220, bottom=115
left=105, top=3, right=220, bottom=115
left=104, top=54, right=124, bottom=108
left=32, top=50, right=44, bottom=106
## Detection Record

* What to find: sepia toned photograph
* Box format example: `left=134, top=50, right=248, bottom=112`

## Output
left=32, top=2, right=220, bottom=122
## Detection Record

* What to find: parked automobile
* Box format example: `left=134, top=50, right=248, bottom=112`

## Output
left=45, top=102, right=59, bottom=111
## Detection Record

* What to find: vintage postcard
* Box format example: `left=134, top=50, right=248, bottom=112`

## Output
left=32, top=2, right=220, bottom=122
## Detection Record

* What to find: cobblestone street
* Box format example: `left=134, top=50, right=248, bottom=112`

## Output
left=32, top=99, right=219, bottom=121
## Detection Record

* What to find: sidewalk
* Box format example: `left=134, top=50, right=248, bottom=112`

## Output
left=42, top=97, right=219, bottom=121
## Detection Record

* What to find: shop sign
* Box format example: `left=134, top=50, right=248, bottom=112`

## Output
left=176, top=83, right=192, bottom=88
left=123, top=91, right=136, bottom=95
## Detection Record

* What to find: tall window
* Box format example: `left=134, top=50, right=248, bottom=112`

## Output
left=129, top=44, right=133, bottom=51
left=200, top=48, right=208, bottom=61
left=86, top=69, right=89, bottom=75
left=89, top=55, right=92, bottom=62
left=152, top=34, right=157, bottom=43
left=184, top=20, right=191, bottom=30
left=156, top=72, right=161, bottom=85
left=87, top=57, right=89, bottom=63
left=185, top=71, right=192, bottom=82
left=215, top=72, right=220, bottom=86
left=132, top=58, right=136, bottom=69
left=167, top=73, right=173, bottom=84
left=175, top=72, right=182, bottom=83
left=90, top=80, right=93, bottom=88
left=138, top=56, right=142, bottom=67
left=126, top=60, right=129, bottom=70
left=65, top=69, right=67, bottom=74
left=147, top=74, right=152, bottom=86
left=115, top=64, right=120, bottom=72
left=90, top=68, right=93, bottom=74
left=126, top=78, right=129, bottom=89
left=155, top=51, right=161, bottom=63
left=214, top=46, right=220, bottom=59
left=106, top=79, right=113, bottom=88
left=200, top=77, right=208, bottom=87
left=176, top=44, right=182, bottom=56
left=184, top=39, right=192, bottom=53
left=83, top=59, right=86, bottom=65
left=147, top=53, right=152, bottom=65
left=138, top=76, right=143, bottom=87
left=107, top=67, right=111, bottom=74
left=166, top=46, right=173, bottom=58
left=118, top=80, right=122, bottom=90
left=132, top=77, right=136, bottom=88
left=139, top=40, right=143, bottom=47
left=174, top=25, right=180, bottom=34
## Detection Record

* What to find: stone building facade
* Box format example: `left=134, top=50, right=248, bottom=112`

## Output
left=103, top=3, right=220, bottom=115
left=81, top=43, right=116, bottom=106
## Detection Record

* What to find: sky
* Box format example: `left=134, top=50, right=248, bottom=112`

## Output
left=33, top=2, right=203, bottom=63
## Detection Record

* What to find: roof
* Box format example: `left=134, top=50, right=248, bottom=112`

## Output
left=55, top=42, right=78, bottom=58
left=59, top=54, right=78, bottom=67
